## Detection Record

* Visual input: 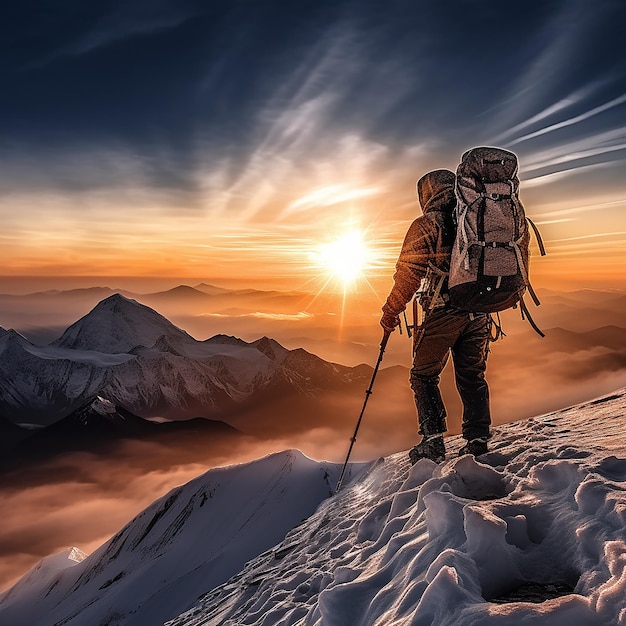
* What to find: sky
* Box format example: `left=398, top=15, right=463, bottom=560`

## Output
left=1, top=0, right=626, bottom=292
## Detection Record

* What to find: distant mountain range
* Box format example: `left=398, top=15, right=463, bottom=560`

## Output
left=0, top=282, right=321, bottom=348
left=0, top=294, right=369, bottom=430
left=0, top=396, right=242, bottom=462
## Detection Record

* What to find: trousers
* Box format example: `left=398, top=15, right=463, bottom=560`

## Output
left=410, top=307, right=491, bottom=441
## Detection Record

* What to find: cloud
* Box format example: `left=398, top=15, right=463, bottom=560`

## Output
left=488, top=0, right=610, bottom=136
left=196, top=311, right=314, bottom=322
left=509, top=94, right=626, bottom=146
left=0, top=435, right=267, bottom=592
left=250, top=312, right=314, bottom=321
left=548, top=232, right=626, bottom=243
left=539, top=199, right=626, bottom=219
left=1, top=0, right=624, bottom=283
left=22, top=1, right=200, bottom=72
left=522, top=161, right=613, bottom=187
left=284, top=185, right=383, bottom=216
left=521, top=127, right=626, bottom=173
left=491, top=81, right=608, bottom=143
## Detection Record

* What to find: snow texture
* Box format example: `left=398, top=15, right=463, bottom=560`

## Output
left=2, top=390, right=626, bottom=625
left=0, top=294, right=362, bottom=423
left=0, top=451, right=361, bottom=626
left=0, top=547, right=86, bottom=607
left=167, top=390, right=626, bottom=626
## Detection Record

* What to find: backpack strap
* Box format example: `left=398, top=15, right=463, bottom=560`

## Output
left=426, top=262, right=448, bottom=310
left=509, top=217, right=546, bottom=307
left=510, top=234, right=541, bottom=307
left=455, top=192, right=484, bottom=270
left=519, top=297, right=545, bottom=337
left=488, top=312, right=506, bottom=342
left=456, top=203, right=471, bottom=270
left=526, top=217, right=547, bottom=256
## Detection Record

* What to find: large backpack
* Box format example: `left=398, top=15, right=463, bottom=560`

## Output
left=448, top=146, right=546, bottom=332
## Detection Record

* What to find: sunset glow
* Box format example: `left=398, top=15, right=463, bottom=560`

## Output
left=313, top=230, right=373, bottom=292
left=1, top=0, right=626, bottom=601
left=0, top=0, right=623, bottom=296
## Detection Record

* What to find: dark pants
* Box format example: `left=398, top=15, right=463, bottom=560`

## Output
left=410, top=307, right=491, bottom=441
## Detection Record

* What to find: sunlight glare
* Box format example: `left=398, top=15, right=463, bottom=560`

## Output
left=315, top=230, right=371, bottom=290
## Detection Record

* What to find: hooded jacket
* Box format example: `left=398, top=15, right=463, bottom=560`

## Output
left=382, top=169, right=457, bottom=318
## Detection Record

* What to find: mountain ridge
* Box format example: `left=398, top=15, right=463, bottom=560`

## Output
left=0, top=295, right=370, bottom=426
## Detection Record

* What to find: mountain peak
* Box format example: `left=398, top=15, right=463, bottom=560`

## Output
left=53, top=295, right=195, bottom=354
left=252, top=336, right=288, bottom=361
left=97, top=293, right=140, bottom=309
left=205, top=334, right=249, bottom=347
left=0, top=329, right=30, bottom=351
left=150, top=286, right=209, bottom=299
left=193, top=283, right=231, bottom=295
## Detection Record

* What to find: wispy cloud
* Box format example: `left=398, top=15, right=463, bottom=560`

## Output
left=491, top=81, right=608, bottom=144
left=251, top=311, right=313, bottom=321
left=522, top=161, right=612, bottom=187
left=523, top=140, right=626, bottom=174
left=534, top=218, right=576, bottom=225
left=548, top=231, right=626, bottom=243
left=509, top=94, right=626, bottom=146
left=22, top=2, right=199, bottom=72
left=490, top=0, right=591, bottom=134
left=284, top=185, right=382, bottom=216
left=539, top=199, right=626, bottom=219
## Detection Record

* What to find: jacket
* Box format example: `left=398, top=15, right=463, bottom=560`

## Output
left=382, top=169, right=457, bottom=318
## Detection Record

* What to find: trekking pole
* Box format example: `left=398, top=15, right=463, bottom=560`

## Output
left=335, top=330, right=391, bottom=493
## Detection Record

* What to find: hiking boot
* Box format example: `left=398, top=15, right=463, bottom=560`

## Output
left=458, top=437, right=488, bottom=457
left=409, top=435, right=445, bottom=464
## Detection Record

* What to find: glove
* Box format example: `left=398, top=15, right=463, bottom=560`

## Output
left=380, top=312, right=400, bottom=333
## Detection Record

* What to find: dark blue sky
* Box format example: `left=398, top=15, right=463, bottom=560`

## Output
left=1, top=0, right=625, bottom=284
left=2, top=0, right=624, bottom=184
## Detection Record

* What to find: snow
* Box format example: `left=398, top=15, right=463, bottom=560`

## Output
left=0, top=547, right=86, bottom=606
left=1, top=390, right=626, bottom=625
left=53, top=294, right=196, bottom=354
left=22, top=342, right=136, bottom=366
left=1, top=295, right=359, bottom=422
left=167, top=389, right=626, bottom=626
left=0, top=451, right=363, bottom=626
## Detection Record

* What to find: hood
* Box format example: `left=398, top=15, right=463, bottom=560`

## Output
left=416, top=169, right=456, bottom=214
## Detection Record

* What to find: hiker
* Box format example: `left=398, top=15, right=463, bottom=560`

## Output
left=380, top=169, right=491, bottom=463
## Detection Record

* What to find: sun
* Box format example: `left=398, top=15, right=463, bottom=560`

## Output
left=314, top=229, right=371, bottom=291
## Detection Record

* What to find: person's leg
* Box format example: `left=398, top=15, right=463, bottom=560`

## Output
left=409, top=309, right=466, bottom=462
left=451, top=313, right=491, bottom=451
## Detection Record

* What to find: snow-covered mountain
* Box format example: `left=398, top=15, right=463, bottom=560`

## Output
left=2, top=390, right=625, bottom=625
left=0, top=294, right=368, bottom=425
left=12, top=396, right=241, bottom=459
left=53, top=293, right=196, bottom=353
left=0, top=451, right=361, bottom=626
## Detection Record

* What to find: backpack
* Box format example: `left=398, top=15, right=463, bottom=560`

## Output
left=448, top=146, right=546, bottom=333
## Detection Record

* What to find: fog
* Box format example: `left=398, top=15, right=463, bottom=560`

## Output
left=0, top=411, right=416, bottom=592
left=0, top=436, right=293, bottom=591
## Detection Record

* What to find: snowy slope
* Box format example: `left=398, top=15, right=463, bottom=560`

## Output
left=0, top=329, right=112, bottom=420
left=0, top=451, right=363, bottom=626
left=0, top=294, right=367, bottom=424
left=53, top=294, right=196, bottom=354
left=0, top=548, right=87, bottom=607
left=167, top=390, right=626, bottom=626
left=2, top=390, right=625, bottom=626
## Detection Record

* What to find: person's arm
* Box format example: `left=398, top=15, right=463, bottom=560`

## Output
left=382, top=218, right=431, bottom=320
